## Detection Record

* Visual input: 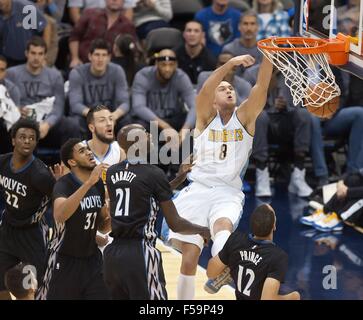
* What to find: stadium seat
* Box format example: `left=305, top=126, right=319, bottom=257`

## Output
left=170, top=0, right=203, bottom=30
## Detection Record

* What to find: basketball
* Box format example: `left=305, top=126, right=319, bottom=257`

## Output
left=304, top=82, right=340, bottom=119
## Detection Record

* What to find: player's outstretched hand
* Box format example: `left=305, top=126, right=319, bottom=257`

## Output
left=290, top=291, right=301, bottom=300
left=49, top=163, right=66, bottom=180
left=87, top=164, right=108, bottom=186
left=230, top=55, right=255, bottom=68
left=199, top=227, right=211, bottom=246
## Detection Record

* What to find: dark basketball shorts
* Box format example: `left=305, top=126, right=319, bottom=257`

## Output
left=0, top=221, right=46, bottom=291
left=103, top=238, right=167, bottom=300
left=46, top=249, right=109, bottom=300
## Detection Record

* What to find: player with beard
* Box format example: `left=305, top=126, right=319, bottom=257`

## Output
left=0, top=118, right=55, bottom=300
left=84, top=105, right=125, bottom=167
left=37, top=139, right=111, bottom=300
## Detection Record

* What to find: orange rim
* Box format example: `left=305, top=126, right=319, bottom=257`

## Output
left=257, top=33, right=350, bottom=65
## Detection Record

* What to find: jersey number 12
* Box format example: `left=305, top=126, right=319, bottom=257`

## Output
left=115, top=188, right=130, bottom=217
left=237, top=266, right=255, bottom=297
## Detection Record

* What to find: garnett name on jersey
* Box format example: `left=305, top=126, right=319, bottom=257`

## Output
left=0, top=175, right=27, bottom=197
left=110, top=171, right=137, bottom=184
left=240, top=250, right=263, bottom=266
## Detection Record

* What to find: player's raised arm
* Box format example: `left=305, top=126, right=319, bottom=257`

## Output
left=237, top=56, right=273, bottom=135
left=196, top=55, right=255, bottom=131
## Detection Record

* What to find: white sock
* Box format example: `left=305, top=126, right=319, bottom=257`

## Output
left=177, top=274, right=195, bottom=300
left=211, top=230, right=231, bottom=257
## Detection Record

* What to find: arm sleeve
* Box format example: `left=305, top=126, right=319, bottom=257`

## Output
left=132, top=71, right=159, bottom=121
left=152, top=167, right=173, bottom=202
left=113, top=65, right=130, bottom=113
left=154, top=0, right=173, bottom=22
left=7, top=82, right=21, bottom=106
left=45, top=71, right=65, bottom=126
left=267, top=251, right=288, bottom=283
left=68, top=9, right=90, bottom=42
left=36, top=8, right=48, bottom=33
left=178, top=72, right=196, bottom=128
left=69, top=69, right=87, bottom=116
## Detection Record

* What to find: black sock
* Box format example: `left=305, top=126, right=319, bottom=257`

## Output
left=256, top=160, right=267, bottom=170
left=294, top=152, right=305, bottom=170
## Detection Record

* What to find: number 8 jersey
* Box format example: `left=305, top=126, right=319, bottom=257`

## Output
left=189, top=111, right=253, bottom=190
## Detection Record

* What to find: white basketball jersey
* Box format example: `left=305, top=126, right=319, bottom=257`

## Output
left=84, top=140, right=121, bottom=166
left=188, top=111, right=253, bottom=190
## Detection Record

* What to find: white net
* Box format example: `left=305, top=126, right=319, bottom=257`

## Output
left=258, top=38, right=341, bottom=108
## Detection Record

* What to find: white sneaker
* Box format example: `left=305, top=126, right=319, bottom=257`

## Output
left=313, top=212, right=344, bottom=232
left=255, top=167, right=272, bottom=197
left=288, top=167, right=313, bottom=197
left=300, top=209, right=326, bottom=226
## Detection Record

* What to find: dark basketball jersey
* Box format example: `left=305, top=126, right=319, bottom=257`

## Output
left=106, top=161, right=173, bottom=241
left=219, top=231, right=288, bottom=300
left=52, top=173, right=105, bottom=257
left=0, top=153, right=55, bottom=227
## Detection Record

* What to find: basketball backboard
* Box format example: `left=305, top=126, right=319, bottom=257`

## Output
left=295, top=0, right=363, bottom=79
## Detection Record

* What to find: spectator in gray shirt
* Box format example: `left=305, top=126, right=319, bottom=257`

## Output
left=132, top=49, right=196, bottom=145
left=222, top=10, right=262, bottom=77
left=0, top=0, right=50, bottom=66
left=6, top=37, right=78, bottom=148
left=197, top=52, right=252, bottom=105
left=69, top=38, right=131, bottom=135
left=0, top=55, right=21, bottom=154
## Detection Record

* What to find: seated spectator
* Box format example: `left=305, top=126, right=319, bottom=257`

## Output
left=197, top=52, right=252, bottom=105
left=310, top=106, right=363, bottom=186
left=0, top=0, right=50, bottom=66
left=176, top=20, right=217, bottom=85
left=222, top=10, right=262, bottom=76
left=69, top=38, right=131, bottom=136
left=301, top=169, right=363, bottom=233
left=253, top=70, right=312, bottom=197
left=132, top=48, right=196, bottom=147
left=133, top=0, right=173, bottom=40
left=4, top=263, right=37, bottom=300
left=252, top=0, right=291, bottom=40
left=112, top=33, right=144, bottom=87
left=68, top=0, right=137, bottom=67
left=0, top=56, right=21, bottom=154
left=195, top=0, right=241, bottom=57
left=6, top=37, right=78, bottom=148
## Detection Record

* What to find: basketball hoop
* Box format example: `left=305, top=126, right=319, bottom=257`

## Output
left=257, top=33, right=350, bottom=108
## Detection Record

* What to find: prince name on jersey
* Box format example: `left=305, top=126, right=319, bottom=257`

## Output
left=219, top=232, right=288, bottom=300
left=106, top=161, right=172, bottom=241
left=52, top=173, right=105, bottom=257
left=0, top=153, right=55, bottom=226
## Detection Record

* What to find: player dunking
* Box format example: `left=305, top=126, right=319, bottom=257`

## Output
left=37, top=139, right=110, bottom=300
left=168, top=55, right=273, bottom=299
left=207, top=204, right=300, bottom=300
left=103, top=124, right=210, bottom=300
left=0, top=119, right=56, bottom=300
